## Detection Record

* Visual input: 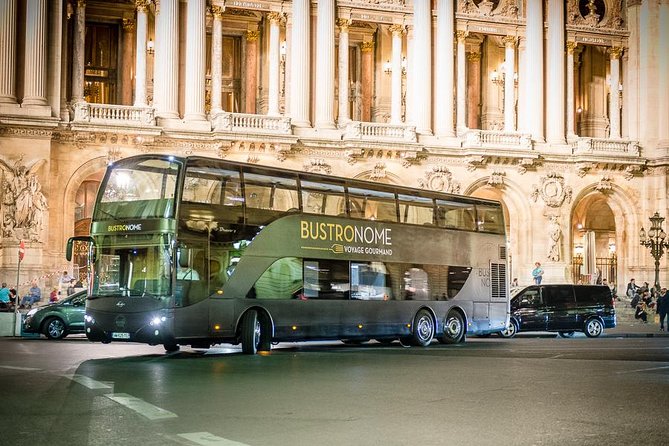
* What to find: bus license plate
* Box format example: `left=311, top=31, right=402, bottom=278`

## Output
left=112, top=332, right=130, bottom=339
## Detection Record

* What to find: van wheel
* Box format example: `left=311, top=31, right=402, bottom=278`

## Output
left=411, top=310, right=435, bottom=346
left=558, top=331, right=575, bottom=338
left=584, top=318, right=604, bottom=338
left=498, top=320, right=517, bottom=338
left=441, top=311, right=465, bottom=344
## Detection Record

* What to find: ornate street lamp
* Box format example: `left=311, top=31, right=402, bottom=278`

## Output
left=639, top=212, right=669, bottom=290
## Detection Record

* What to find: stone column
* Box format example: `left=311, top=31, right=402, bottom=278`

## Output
left=435, top=0, right=455, bottom=136
left=155, top=0, right=179, bottom=119
left=456, top=31, right=467, bottom=134
left=466, top=51, right=480, bottom=129
left=412, top=0, right=432, bottom=134
left=389, top=24, right=405, bottom=124
left=360, top=41, right=374, bottom=123
left=71, top=0, right=86, bottom=103
left=502, top=36, right=516, bottom=132
left=315, top=0, right=335, bottom=128
left=546, top=0, right=565, bottom=143
left=289, top=0, right=310, bottom=126
left=210, top=6, right=224, bottom=114
left=659, top=0, right=669, bottom=144
left=134, top=0, right=149, bottom=107
left=267, top=12, right=282, bottom=116
left=121, top=18, right=135, bottom=106
left=244, top=30, right=259, bottom=114
left=566, top=41, right=577, bottom=139
left=48, top=0, right=63, bottom=117
left=0, top=0, right=17, bottom=104
left=609, top=47, right=622, bottom=139
left=337, top=19, right=351, bottom=125
left=184, top=0, right=206, bottom=121
left=59, top=4, right=70, bottom=119
left=405, top=25, right=414, bottom=124
left=22, top=0, right=48, bottom=106
left=525, top=0, right=544, bottom=141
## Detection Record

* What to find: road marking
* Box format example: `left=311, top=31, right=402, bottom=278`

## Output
left=65, top=374, right=113, bottom=390
left=106, top=393, right=178, bottom=420
left=178, top=432, right=251, bottom=446
left=0, top=365, right=41, bottom=371
left=616, top=365, right=669, bottom=374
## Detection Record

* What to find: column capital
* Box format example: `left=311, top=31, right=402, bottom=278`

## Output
left=246, top=30, right=260, bottom=42
left=502, top=35, right=517, bottom=48
left=135, top=0, right=150, bottom=12
left=77, top=0, right=86, bottom=8
left=389, top=24, right=406, bottom=36
left=627, top=0, right=642, bottom=6
left=466, top=51, right=480, bottom=62
left=336, top=18, right=352, bottom=31
left=609, top=46, right=623, bottom=60
left=566, top=40, right=577, bottom=54
left=268, top=12, right=284, bottom=24
left=122, top=18, right=135, bottom=32
left=361, top=40, right=374, bottom=52
left=456, top=30, right=468, bottom=43
left=211, top=5, right=225, bottom=19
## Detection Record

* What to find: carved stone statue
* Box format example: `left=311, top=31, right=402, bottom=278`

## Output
left=0, top=158, right=48, bottom=242
left=547, top=215, right=562, bottom=262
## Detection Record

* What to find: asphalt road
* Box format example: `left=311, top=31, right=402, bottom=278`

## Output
left=1, top=335, right=668, bottom=446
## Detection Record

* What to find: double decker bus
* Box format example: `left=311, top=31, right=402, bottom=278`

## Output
left=68, top=155, right=509, bottom=354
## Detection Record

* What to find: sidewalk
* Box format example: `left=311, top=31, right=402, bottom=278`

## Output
left=606, top=298, right=669, bottom=338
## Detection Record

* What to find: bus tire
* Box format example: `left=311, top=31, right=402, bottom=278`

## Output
left=257, top=311, right=272, bottom=352
left=241, top=309, right=269, bottom=354
left=411, top=309, right=435, bottom=346
left=441, top=310, right=466, bottom=344
left=164, top=342, right=180, bottom=352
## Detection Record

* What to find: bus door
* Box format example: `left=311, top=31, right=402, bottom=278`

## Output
left=173, top=242, right=212, bottom=339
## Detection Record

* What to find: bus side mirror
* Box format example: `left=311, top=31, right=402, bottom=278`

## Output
left=66, top=236, right=95, bottom=262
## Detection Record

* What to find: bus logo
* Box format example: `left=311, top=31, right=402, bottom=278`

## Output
left=116, top=301, right=126, bottom=308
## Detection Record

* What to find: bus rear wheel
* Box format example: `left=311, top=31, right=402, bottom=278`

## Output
left=441, top=310, right=465, bottom=344
left=411, top=309, right=435, bottom=346
left=241, top=309, right=271, bottom=355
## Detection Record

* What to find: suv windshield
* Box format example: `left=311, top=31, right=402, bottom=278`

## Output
left=91, top=239, right=172, bottom=298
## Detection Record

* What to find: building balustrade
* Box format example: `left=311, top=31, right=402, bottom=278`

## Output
left=343, top=121, right=417, bottom=143
left=571, top=137, right=640, bottom=157
left=211, top=111, right=292, bottom=134
left=462, top=129, right=533, bottom=150
left=72, top=102, right=156, bottom=126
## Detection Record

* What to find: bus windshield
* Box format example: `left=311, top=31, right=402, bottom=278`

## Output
left=91, top=236, right=172, bottom=298
left=95, top=157, right=181, bottom=220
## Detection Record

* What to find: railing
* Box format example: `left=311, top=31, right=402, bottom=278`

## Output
left=463, top=129, right=533, bottom=149
left=212, top=112, right=292, bottom=134
left=571, top=137, right=640, bottom=156
left=343, top=121, right=417, bottom=143
left=72, top=102, right=156, bottom=126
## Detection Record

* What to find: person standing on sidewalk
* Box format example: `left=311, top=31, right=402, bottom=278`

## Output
left=656, top=287, right=668, bottom=331
left=531, top=262, right=544, bottom=285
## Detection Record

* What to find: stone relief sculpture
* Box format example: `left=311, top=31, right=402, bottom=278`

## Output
left=547, top=215, right=562, bottom=262
left=0, top=158, right=48, bottom=242
left=531, top=172, right=573, bottom=208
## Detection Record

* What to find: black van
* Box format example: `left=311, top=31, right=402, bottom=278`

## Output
left=500, top=285, right=616, bottom=338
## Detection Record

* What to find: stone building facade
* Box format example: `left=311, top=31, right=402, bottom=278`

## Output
left=0, top=0, right=668, bottom=294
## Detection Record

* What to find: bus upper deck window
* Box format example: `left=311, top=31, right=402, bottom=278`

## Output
left=300, top=180, right=346, bottom=216
left=347, top=188, right=397, bottom=222
left=436, top=200, right=476, bottom=231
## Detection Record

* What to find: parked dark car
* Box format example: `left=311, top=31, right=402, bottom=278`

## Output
left=499, top=284, right=616, bottom=338
left=23, top=291, right=87, bottom=339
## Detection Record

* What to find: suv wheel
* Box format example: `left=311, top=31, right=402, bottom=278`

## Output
left=498, top=320, right=517, bottom=338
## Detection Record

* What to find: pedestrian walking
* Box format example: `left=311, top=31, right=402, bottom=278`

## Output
left=657, top=287, right=668, bottom=331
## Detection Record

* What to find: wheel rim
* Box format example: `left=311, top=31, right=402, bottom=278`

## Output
left=253, top=319, right=261, bottom=348
left=48, top=320, right=65, bottom=338
left=416, top=315, right=434, bottom=342
left=587, top=320, right=602, bottom=336
left=445, top=315, right=462, bottom=339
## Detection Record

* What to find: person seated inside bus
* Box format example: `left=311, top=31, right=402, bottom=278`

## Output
left=177, top=265, right=200, bottom=281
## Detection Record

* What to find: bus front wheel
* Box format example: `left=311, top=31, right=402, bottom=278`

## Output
left=241, top=310, right=271, bottom=355
left=441, top=311, right=466, bottom=344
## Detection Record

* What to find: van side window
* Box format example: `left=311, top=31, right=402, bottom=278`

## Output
left=574, top=286, right=610, bottom=306
left=543, top=286, right=576, bottom=308
left=519, top=289, right=541, bottom=308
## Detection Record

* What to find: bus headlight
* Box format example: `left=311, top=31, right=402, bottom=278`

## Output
left=150, top=316, right=167, bottom=326
left=84, top=314, right=95, bottom=324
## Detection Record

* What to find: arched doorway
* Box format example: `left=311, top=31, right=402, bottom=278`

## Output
left=571, top=194, right=617, bottom=285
